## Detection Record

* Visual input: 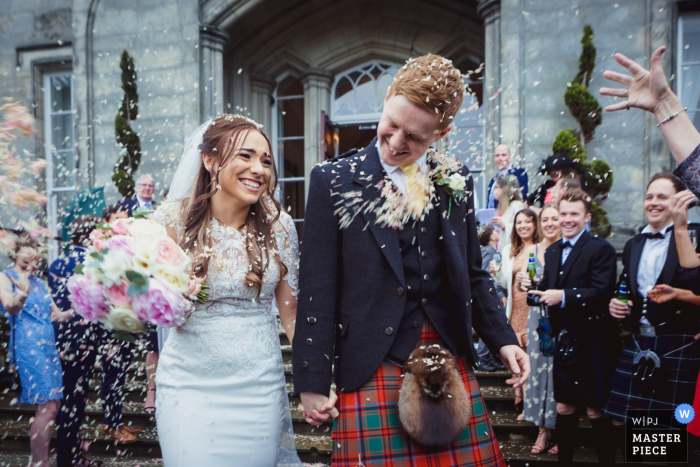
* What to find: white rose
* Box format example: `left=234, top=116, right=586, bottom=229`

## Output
left=98, top=252, right=127, bottom=287
left=127, top=218, right=167, bottom=240
left=131, top=241, right=159, bottom=276
left=447, top=173, right=467, bottom=193
left=83, top=263, right=104, bottom=284
left=153, top=264, right=191, bottom=294
left=104, top=305, right=145, bottom=333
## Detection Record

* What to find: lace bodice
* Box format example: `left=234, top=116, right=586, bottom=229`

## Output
left=152, top=201, right=299, bottom=311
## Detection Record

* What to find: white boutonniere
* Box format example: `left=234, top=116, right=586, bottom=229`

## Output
left=434, top=172, right=469, bottom=216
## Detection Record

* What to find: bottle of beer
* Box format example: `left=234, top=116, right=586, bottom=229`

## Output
left=527, top=253, right=536, bottom=290
left=617, top=281, right=629, bottom=305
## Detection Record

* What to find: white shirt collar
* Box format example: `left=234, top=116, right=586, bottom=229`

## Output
left=640, top=222, right=674, bottom=236
left=375, top=141, right=428, bottom=174
left=563, top=229, right=585, bottom=247
left=137, top=196, right=152, bottom=206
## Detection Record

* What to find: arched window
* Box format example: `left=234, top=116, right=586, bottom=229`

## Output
left=330, top=61, right=402, bottom=124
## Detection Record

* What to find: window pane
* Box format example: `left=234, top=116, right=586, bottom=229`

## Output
left=52, top=113, right=73, bottom=149
left=682, top=15, right=700, bottom=63
left=279, top=98, right=304, bottom=138
left=55, top=191, right=76, bottom=219
left=279, top=180, right=305, bottom=222
left=52, top=150, right=76, bottom=188
left=281, top=140, right=304, bottom=178
left=690, top=111, right=700, bottom=132
left=681, top=64, right=700, bottom=111
left=50, top=75, right=71, bottom=112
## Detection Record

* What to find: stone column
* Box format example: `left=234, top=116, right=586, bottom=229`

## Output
left=199, top=25, right=229, bottom=123
left=250, top=74, right=276, bottom=132
left=477, top=0, right=501, bottom=182
left=301, top=68, right=332, bottom=200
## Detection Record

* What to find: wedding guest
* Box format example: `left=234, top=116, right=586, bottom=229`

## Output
left=0, top=236, right=67, bottom=467
left=102, top=203, right=128, bottom=222
left=491, top=175, right=526, bottom=255
left=478, top=225, right=507, bottom=372
left=524, top=190, right=619, bottom=464
left=528, top=155, right=581, bottom=208
left=607, top=177, right=700, bottom=456
left=496, top=209, right=540, bottom=413
left=487, top=144, right=528, bottom=209
left=553, top=176, right=582, bottom=203
left=51, top=215, right=140, bottom=467
left=600, top=46, right=700, bottom=196
left=118, top=174, right=157, bottom=215
left=516, top=204, right=561, bottom=455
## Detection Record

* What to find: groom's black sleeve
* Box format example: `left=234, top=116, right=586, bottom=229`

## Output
left=462, top=170, right=520, bottom=356
left=292, top=165, right=339, bottom=395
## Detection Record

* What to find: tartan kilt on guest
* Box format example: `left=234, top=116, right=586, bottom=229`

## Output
left=603, top=333, right=700, bottom=424
left=331, top=322, right=506, bottom=467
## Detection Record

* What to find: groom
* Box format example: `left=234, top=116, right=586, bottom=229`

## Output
left=293, top=55, right=529, bottom=465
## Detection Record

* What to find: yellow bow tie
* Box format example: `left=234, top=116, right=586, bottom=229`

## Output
left=399, top=162, right=425, bottom=213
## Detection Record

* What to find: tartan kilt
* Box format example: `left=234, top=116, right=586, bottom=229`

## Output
left=331, top=322, right=506, bottom=467
left=603, top=333, right=700, bottom=424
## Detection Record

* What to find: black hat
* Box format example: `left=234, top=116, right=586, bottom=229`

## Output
left=538, top=154, right=581, bottom=175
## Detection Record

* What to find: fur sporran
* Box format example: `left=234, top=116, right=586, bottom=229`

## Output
left=398, top=344, right=471, bottom=447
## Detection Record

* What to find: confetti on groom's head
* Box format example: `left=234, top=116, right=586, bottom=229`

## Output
left=389, top=55, right=466, bottom=131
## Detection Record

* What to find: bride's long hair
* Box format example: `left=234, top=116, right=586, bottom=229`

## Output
left=179, top=115, right=287, bottom=296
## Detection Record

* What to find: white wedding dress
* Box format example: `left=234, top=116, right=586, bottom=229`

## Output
left=153, top=201, right=302, bottom=466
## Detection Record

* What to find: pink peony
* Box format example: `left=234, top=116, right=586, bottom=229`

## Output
left=67, top=275, right=109, bottom=322
left=107, top=235, right=136, bottom=257
left=131, top=279, right=188, bottom=327
left=112, top=219, right=129, bottom=235
left=105, top=281, right=131, bottom=307
left=155, top=237, right=182, bottom=267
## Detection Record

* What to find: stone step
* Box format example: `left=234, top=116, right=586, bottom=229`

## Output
left=0, top=451, right=165, bottom=466
left=0, top=418, right=332, bottom=463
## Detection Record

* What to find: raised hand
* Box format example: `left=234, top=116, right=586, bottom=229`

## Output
left=669, top=190, right=696, bottom=229
left=599, top=46, right=672, bottom=114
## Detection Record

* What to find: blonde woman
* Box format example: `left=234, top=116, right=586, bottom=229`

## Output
left=490, top=175, right=526, bottom=254
left=517, top=204, right=561, bottom=455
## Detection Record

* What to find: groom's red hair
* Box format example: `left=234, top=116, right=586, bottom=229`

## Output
left=389, top=54, right=465, bottom=131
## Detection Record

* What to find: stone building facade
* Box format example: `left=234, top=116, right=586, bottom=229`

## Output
left=1, top=0, right=699, bottom=252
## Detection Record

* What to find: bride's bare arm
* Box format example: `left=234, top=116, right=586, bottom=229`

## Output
left=275, top=280, right=297, bottom=345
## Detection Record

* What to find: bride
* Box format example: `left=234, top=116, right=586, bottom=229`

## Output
left=153, top=115, right=307, bottom=465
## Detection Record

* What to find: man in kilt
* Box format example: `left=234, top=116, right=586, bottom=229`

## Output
left=292, top=54, right=530, bottom=466
left=606, top=173, right=700, bottom=448
left=524, top=190, right=621, bottom=464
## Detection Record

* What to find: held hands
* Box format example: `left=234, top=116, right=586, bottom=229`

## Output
left=499, top=345, right=530, bottom=389
left=300, top=390, right=340, bottom=426
left=599, top=46, right=673, bottom=114
left=609, top=297, right=632, bottom=319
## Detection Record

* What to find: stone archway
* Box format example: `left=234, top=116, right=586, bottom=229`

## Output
left=198, top=0, right=486, bottom=200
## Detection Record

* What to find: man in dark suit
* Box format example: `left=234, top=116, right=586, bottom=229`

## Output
left=292, top=55, right=529, bottom=465
left=118, top=174, right=156, bottom=215
left=486, top=144, right=528, bottom=209
left=605, top=173, right=700, bottom=453
left=524, top=189, right=619, bottom=464
left=50, top=216, right=140, bottom=467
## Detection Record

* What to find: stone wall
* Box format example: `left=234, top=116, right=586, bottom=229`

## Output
left=72, top=0, right=201, bottom=205
left=498, top=0, right=674, bottom=249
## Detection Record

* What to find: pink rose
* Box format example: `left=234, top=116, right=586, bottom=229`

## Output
left=131, top=279, right=188, bottom=327
left=112, top=219, right=129, bottom=235
left=89, top=230, right=108, bottom=252
left=67, top=275, right=109, bottom=322
left=105, top=281, right=131, bottom=307
left=107, top=235, right=136, bottom=257
left=155, top=237, right=181, bottom=267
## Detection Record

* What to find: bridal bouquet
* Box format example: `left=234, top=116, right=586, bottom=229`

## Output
left=67, top=212, right=208, bottom=338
